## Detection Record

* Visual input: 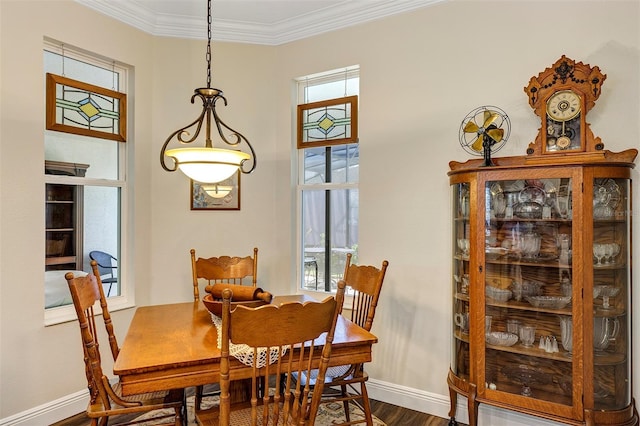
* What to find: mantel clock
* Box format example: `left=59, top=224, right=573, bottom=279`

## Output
left=524, top=55, right=606, bottom=155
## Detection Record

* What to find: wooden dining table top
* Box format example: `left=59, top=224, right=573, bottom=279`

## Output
left=114, top=295, right=378, bottom=396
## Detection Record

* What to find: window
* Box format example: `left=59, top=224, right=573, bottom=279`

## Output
left=43, top=40, right=130, bottom=324
left=296, top=67, right=359, bottom=292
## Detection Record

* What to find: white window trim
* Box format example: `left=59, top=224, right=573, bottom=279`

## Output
left=43, top=39, right=134, bottom=326
left=294, top=66, right=359, bottom=297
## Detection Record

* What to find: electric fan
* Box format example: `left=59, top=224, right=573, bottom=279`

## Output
left=459, top=106, right=511, bottom=166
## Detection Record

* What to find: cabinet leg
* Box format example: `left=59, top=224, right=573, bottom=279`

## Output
left=468, top=384, right=478, bottom=426
left=447, top=384, right=458, bottom=420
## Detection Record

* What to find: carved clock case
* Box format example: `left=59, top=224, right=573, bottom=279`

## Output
left=447, top=57, right=638, bottom=425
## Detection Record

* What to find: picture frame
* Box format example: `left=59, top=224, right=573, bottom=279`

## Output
left=46, top=73, right=127, bottom=142
left=190, top=171, right=241, bottom=211
left=297, top=95, right=358, bottom=148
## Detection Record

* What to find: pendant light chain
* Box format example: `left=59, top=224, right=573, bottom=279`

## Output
left=159, top=0, right=256, bottom=183
left=206, top=0, right=212, bottom=89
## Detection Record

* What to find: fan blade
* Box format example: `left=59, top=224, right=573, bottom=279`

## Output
left=486, top=128, right=504, bottom=143
left=483, top=111, right=500, bottom=128
left=470, top=135, right=484, bottom=152
left=463, top=121, right=479, bottom=134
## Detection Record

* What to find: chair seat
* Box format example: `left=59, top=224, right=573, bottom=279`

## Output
left=87, top=381, right=184, bottom=419
left=293, top=364, right=353, bottom=386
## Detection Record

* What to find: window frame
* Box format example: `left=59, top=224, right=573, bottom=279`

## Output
left=295, top=67, right=359, bottom=295
left=43, top=39, right=133, bottom=325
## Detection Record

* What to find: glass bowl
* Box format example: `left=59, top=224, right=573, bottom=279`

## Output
left=486, top=331, right=518, bottom=347
left=511, top=280, right=544, bottom=302
left=485, top=285, right=512, bottom=303
left=525, top=295, right=571, bottom=309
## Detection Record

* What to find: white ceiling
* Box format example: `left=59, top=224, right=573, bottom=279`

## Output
left=75, top=0, right=442, bottom=45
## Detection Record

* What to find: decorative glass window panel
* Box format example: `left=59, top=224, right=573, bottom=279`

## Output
left=46, top=73, right=127, bottom=142
left=297, top=95, right=358, bottom=148
left=296, top=66, right=359, bottom=293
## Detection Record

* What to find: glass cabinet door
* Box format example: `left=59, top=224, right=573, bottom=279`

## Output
left=483, top=178, right=575, bottom=407
left=452, top=182, right=471, bottom=382
left=590, top=177, right=631, bottom=411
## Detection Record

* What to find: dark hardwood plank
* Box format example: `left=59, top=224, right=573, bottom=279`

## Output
left=51, top=398, right=460, bottom=425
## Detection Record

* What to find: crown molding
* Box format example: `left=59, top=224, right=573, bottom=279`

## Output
left=75, top=0, right=443, bottom=45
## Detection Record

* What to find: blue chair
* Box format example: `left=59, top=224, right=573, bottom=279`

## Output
left=89, top=250, right=118, bottom=296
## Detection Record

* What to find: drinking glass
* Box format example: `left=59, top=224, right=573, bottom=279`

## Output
left=593, top=244, right=606, bottom=266
left=603, top=243, right=614, bottom=264
left=610, top=243, right=620, bottom=264
left=485, top=316, right=492, bottom=334
left=559, top=316, right=573, bottom=353
left=519, top=325, right=536, bottom=347
left=507, top=319, right=521, bottom=335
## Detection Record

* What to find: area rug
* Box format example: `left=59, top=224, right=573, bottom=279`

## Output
left=134, top=395, right=386, bottom=425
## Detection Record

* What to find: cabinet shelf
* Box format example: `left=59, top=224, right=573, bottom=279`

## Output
left=46, top=255, right=76, bottom=265
left=486, top=344, right=572, bottom=362
left=486, top=257, right=570, bottom=268
left=486, top=299, right=572, bottom=315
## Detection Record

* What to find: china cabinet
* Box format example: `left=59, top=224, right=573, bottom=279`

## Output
left=45, top=160, right=88, bottom=271
left=447, top=57, right=638, bottom=426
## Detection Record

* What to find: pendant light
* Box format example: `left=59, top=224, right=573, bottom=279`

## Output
left=160, top=0, right=256, bottom=184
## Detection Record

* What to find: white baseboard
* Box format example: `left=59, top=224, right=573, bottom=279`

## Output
left=367, top=378, right=566, bottom=426
left=1, top=379, right=569, bottom=426
left=0, top=389, right=88, bottom=426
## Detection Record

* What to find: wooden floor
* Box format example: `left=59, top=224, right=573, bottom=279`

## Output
left=52, top=398, right=458, bottom=425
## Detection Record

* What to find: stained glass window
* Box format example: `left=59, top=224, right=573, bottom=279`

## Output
left=297, top=95, right=358, bottom=148
left=46, top=73, right=126, bottom=142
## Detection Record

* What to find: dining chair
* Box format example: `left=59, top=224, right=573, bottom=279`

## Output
left=313, top=253, right=389, bottom=425
left=190, top=247, right=259, bottom=301
left=195, top=281, right=346, bottom=426
left=65, top=270, right=185, bottom=426
left=89, top=250, right=118, bottom=297
left=88, top=259, right=120, bottom=361
left=191, top=247, right=259, bottom=413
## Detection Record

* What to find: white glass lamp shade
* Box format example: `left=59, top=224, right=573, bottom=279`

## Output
left=165, top=147, right=250, bottom=183
left=202, top=184, right=233, bottom=198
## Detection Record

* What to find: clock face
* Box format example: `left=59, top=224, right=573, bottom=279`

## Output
left=546, top=90, right=581, bottom=122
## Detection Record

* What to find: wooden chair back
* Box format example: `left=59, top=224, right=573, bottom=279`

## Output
left=65, top=270, right=116, bottom=409
left=218, top=282, right=346, bottom=426
left=342, top=253, right=389, bottom=332
left=89, top=259, right=119, bottom=361
left=190, top=247, right=259, bottom=301
left=66, top=270, right=184, bottom=425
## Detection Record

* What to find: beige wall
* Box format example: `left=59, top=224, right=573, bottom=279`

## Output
left=1, top=0, right=639, bottom=424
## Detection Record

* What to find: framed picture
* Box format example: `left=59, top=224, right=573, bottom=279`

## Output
left=46, top=73, right=127, bottom=142
left=190, top=172, right=241, bottom=211
left=297, top=95, right=358, bottom=148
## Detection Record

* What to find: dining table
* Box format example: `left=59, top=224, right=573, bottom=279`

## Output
left=113, top=294, right=378, bottom=396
